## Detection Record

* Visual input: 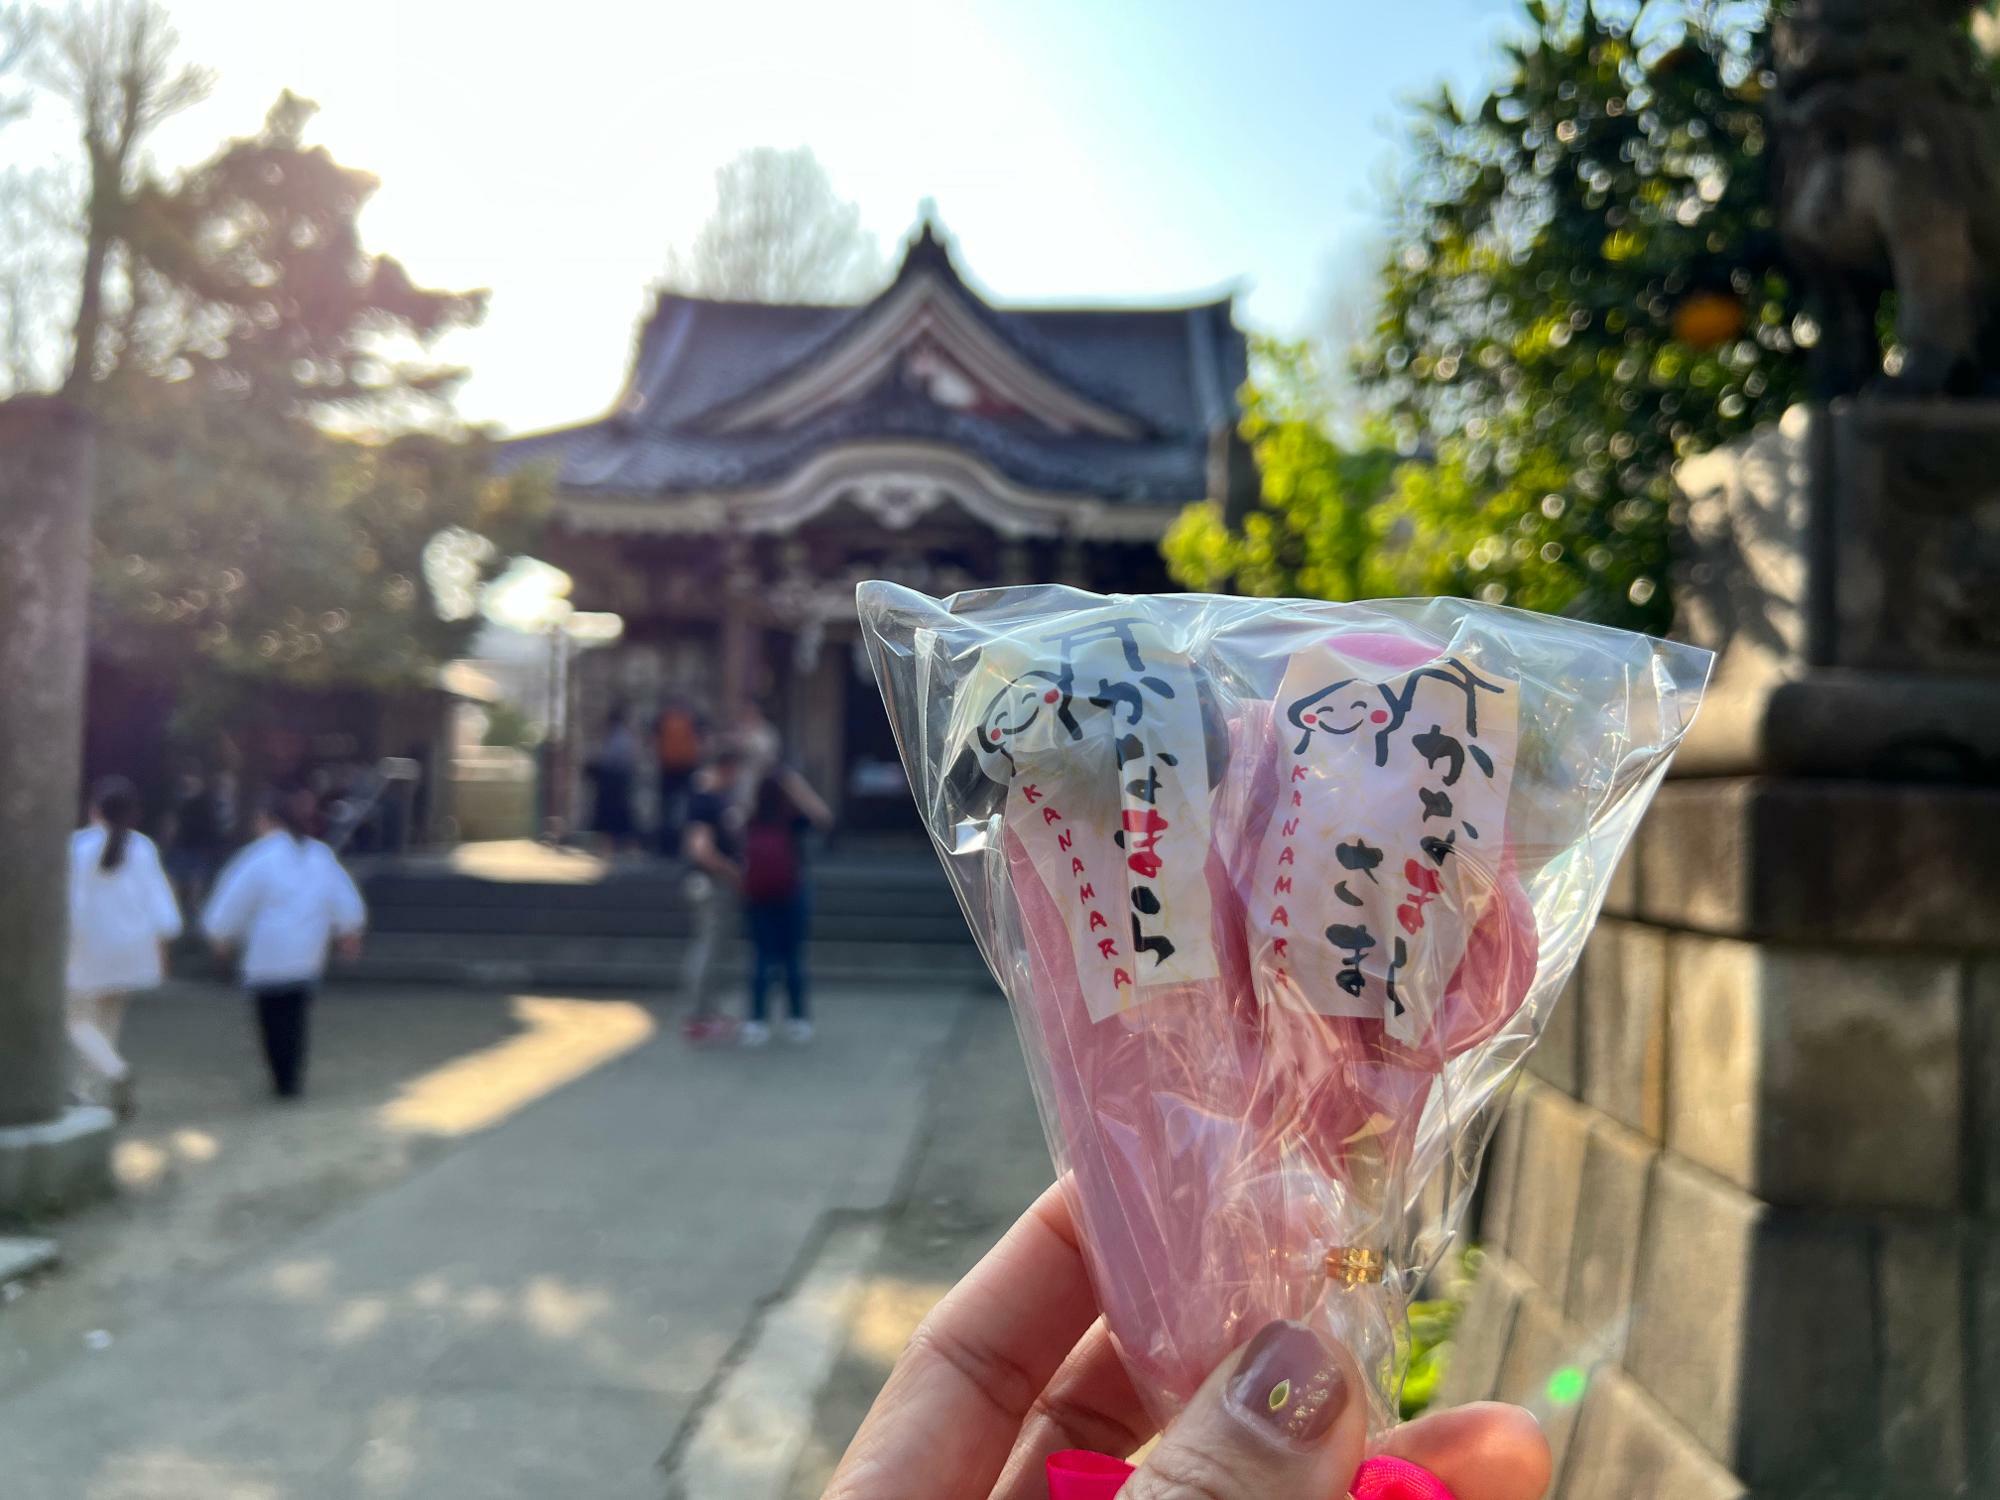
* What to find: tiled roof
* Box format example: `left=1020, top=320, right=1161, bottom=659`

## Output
left=511, top=387, right=1208, bottom=500
left=505, top=226, right=1246, bottom=507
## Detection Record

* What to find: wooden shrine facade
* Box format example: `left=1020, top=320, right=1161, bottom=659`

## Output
left=506, top=223, right=1256, bottom=827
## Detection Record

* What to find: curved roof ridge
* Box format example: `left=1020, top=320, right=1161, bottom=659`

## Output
left=670, top=228, right=1176, bottom=437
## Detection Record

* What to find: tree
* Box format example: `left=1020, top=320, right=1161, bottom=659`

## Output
left=0, top=5, right=58, bottom=393
left=1168, top=0, right=1806, bottom=631
left=1164, top=338, right=1399, bottom=602
left=663, top=146, right=882, bottom=303
left=31, top=0, right=210, bottom=396
left=83, top=93, right=543, bottom=696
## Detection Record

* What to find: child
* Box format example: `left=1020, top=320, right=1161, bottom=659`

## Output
left=202, top=787, right=366, bottom=1099
left=67, top=776, right=182, bottom=1116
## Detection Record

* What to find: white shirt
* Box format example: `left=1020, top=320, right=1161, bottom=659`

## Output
left=67, top=827, right=183, bottom=995
left=202, top=831, right=366, bottom=988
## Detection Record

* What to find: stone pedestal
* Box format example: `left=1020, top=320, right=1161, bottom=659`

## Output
left=1443, top=404, right=2000, bottom=1498
left=0, top=1108, right=115, bottom=1217
left=1674, top=400, right=2000, bottom=779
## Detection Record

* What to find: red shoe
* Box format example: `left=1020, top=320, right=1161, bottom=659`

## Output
left=681, top=1015, right=738, bottom=1047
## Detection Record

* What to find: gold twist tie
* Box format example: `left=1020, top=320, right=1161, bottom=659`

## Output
left=1324, top=1247, right=1385, bottom=1288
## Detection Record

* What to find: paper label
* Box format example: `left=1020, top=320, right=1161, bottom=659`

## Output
left=960, top=608, right=1217, bottom=1020
left=1247, top=640, right=1519, bottom=1045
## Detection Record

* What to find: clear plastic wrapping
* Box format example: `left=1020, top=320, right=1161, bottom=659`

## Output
left=858, top=583, right=1710, bottom=1433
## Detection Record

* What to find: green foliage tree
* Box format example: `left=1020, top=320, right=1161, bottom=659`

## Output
left=80, top=93, right=542, bottom=696
left=1170, top=0, right=1806, bottom=631
left=1164, top=337, right=1398, bottom=601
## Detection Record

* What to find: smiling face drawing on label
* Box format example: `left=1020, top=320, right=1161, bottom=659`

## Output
left=1284, top=679, right=1378, bottom=752
left=1285, top=659, right=1508, bottom=764
left=953, top=609, right=1221, bottom=1020
left=1253, top=641, right=1521, bottom=1044
left=975, top=669, right=1077, bottom=769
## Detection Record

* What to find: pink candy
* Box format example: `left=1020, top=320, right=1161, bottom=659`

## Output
left=857, top=582, right=1709, bottom=1443
left=1008, top=673, right=1537, bottom=1414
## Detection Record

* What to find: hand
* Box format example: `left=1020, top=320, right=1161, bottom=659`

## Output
left=824, top=1185, right=1550, bottom=1500
left=335, top=932, right=363, bottom=961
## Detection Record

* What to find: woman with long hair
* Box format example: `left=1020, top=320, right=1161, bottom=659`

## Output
left=66, top=776, right=183, bottom=1115
left=202, top=786, right=366, bottom=1099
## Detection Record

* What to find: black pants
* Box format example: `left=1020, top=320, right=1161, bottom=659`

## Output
left=253, top=986, right=314, bottom=1097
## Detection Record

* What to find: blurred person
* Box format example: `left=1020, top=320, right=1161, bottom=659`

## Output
left=303, top=765, right=340, bottom=840
left=67, top=776, right=182, bottom=1117
left=586, top=705, right=641, bottom=854
left=162, top=763, right=226, bottom=913
left=202, top=787, right=366, bottom=1100
left=732, top=700, right=782, bottom=786
left=653, top=696, right=707, bottom=857
left=679, top=746, right=748, bottom=1044
left=211, top=738, right=242, bottom=848
left=737, top=767, right=833, bottom=1047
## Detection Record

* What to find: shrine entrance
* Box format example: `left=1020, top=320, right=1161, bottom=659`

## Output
left=507, top=218, right=1255, bottom=838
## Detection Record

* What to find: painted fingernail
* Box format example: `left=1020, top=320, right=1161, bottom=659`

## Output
left=1225, top=1319, right=1350, bottom=1447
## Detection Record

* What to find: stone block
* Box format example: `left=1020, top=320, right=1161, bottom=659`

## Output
left=1506, top=1082, right=1593, bottom=1299
left=1493, top=1289, right=1598, bottom=1475
left=1665, top=934, right=1960, bottom=1210
left=1638, top=780, right=1751, bottom=934
left=1603, top=839, right=1640, bottom=918
left=1970, top=958, right=2000, bottom=1218
left=1477, top=1087, right=1526, bottom=1257
left=1754, top=944, right=1959, bottom=1210
left=1877, top=1225, right=1968, bottom=1495
left=1974, top=1226, right=2000, bottom=1488
left=1635, top=777, right=2000, bottom=949
left=1558, top=1367, right=1747, bottom=1500
left=1526, top=968, right=1582, bottom=1098
left=1968, top=1232, right=2000, bottom=1496
left=1663, top=934, right=1760, bottom=1189
left=1581, top=922, right=1668, bottom=1140
left=1626, top=1154, right=1875, bottom=1486
left=0, top=1235, right=56, bottom=1288
left=1435, top=1254, right=1527, bottom=1409
left=1562, top=1117, right=1656, bottom=1356
left=1624, top=1154, right=1759, bottom=1464
left=0, top=1105, right=114, bottom=1217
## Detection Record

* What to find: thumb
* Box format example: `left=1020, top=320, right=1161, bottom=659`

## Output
left=1124, top=1320, right=1368, bottom=1500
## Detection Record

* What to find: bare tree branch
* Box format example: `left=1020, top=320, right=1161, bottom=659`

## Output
left=30, top=0, right=212, bottom=395
left=0, top=6, right=36, bottom=130
left=0, top=165, right=78, bottom=394
left=662, top=146, right=883, bottom=303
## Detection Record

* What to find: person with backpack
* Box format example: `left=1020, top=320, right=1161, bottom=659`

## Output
left=737, top=767, right=833, bottom=1047
left=67, top=776, right=183, bottom=1116
left=201, top=787, right=366, bottom=1099
left=654, top=698, right=706, bottom=857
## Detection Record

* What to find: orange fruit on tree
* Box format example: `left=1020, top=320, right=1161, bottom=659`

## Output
left=1672, top=290, right=1746, bottom=350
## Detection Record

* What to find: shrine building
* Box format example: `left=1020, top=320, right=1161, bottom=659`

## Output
left=507, top=223, right=1256, bottom=828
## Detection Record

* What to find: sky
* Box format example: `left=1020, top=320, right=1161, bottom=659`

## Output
left=17, top=0, right=1521, bottom=435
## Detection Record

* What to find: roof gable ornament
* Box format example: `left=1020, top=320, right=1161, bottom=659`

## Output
left=900, top=204, right=954, bottom=278
left=692, top=217, right=1151, bottom=441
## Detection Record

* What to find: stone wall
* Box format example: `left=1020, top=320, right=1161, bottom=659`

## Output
left=1439, top=776, right=2000, bottom=1499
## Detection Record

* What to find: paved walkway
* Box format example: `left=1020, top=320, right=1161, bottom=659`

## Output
left=0, top=979, right=981, bottom=1498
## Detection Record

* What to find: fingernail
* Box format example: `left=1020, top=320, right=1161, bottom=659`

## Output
left=1225, top=1319, right=1350, bottom=1447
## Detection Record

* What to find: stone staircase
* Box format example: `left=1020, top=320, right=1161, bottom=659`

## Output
left=343, top=841, right=990, bottom=992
